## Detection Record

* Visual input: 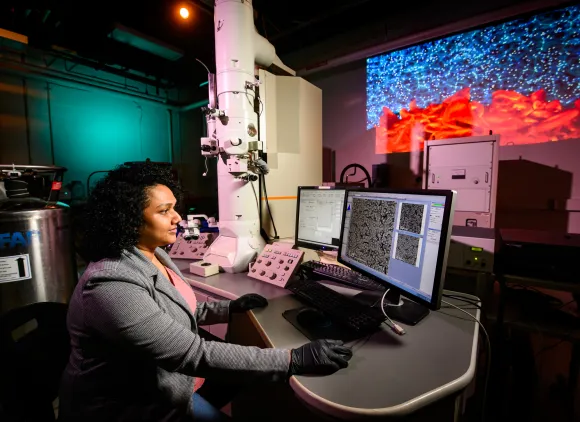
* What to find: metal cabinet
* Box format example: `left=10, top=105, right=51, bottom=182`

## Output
left=423, top=135, right=499, bottom=228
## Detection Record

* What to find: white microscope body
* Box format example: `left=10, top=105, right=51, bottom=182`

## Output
left=200, top=0, right=294, bottom=273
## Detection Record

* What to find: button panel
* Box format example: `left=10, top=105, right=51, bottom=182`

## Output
left=169, top=233, right=216, bottom=260
left=248, top=242, right=304, bottom=288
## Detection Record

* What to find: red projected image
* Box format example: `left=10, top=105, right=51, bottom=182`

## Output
left=375, top=88, right=580, bottom=154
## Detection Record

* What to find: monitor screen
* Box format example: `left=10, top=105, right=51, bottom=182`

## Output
left=339, top=189, right=455, bottom=309
left=295, top=187, right=346, bottom=251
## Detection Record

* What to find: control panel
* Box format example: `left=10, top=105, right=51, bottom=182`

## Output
left=447, top=227, right=496, bottom=274
left=248, top=242, right=304, bottom=288
left=169, top=233, right=216, bottom=260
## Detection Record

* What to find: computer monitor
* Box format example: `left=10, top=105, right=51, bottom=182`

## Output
left=295, top=186, right=346, bottom=251
left=338, top=188, right=456, bottom=324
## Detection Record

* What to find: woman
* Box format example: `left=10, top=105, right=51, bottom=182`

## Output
left=58, top=162, right=352, bottom=422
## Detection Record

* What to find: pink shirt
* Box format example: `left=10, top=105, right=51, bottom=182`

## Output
left=165, top=267, right=205, bottom=392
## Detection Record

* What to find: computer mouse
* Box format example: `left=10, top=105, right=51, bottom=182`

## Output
left=334, top=346, right=353, bottom=359
left=296, top=308, right=332, bottom=329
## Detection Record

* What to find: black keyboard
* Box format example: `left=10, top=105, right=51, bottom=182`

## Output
left=300, top=261, right=385, bottom=291
left=285, top=277, right=386, bottom=334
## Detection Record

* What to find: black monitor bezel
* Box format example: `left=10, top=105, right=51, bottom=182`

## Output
left=295, top=186, right=348, bottom=252
left=337, top=188, right=456, bottom=311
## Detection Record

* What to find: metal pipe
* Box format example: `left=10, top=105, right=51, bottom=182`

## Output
left=22, top=79, right=32, bottom=164
left=6, top=62, right=171, bottom=105
left=0, top=165, right=67, bottom=171
left=1, top=58, right=210, bottom=113
left=181, top=99, right=209, bottom=112
left=46, top=82, right=55, bottom=165
left=185, top=0, right=213, bottom=17
left=0, top=58, right=179, bottom=108
left=167, top=109, right=174, bottom=163
left=56, top=50, right=174, bottom=91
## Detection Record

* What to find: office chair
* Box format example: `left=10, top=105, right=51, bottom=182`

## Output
left=0, top=302, right=70, bottom=422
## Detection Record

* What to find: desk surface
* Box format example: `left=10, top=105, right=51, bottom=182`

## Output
left=174, top=260, right=480, bottom=420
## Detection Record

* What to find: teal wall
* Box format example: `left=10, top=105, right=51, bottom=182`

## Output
left=50, top=85, right=171, bottom=188
left=0, top=74, right=175, bottom=193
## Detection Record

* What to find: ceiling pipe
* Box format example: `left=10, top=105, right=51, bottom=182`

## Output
left=184, top=0, right=213, bottom=17
left=0, top=58, right=176, bottom=106
left=181, top=99, right=210, bottom=112
left=1, top=42, right=175, bottom=90
left=0, top=58, right=207, bottom=112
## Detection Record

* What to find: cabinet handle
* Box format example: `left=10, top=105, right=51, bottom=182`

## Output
left=485, top=172, right=489, bottom=183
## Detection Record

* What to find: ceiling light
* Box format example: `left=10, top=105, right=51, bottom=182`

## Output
left=179, top=7, right=190, bottom=19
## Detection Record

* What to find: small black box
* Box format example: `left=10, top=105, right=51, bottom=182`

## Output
left=496, top=229, right=580, bottom=283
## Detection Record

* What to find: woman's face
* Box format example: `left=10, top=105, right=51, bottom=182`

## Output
left=138, top=184, right=182, bottom=249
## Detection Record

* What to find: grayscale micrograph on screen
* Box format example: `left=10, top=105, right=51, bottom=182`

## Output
left=399, top=203, right=425, bottom=234
left=346, top=198, right=396, bottom=274
left=395, top=233, right=420, bottom=266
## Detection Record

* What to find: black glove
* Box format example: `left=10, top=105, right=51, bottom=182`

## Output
left=289, top=339, right=353, bottom=376
left=229, top=293, right=268, bottom=313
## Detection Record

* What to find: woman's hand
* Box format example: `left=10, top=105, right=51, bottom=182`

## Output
left=229, top=293, right=268, bottom=313
left=288, top=339, right=353, bottom=376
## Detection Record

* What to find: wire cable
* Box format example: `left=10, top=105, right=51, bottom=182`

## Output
left=86, top=170, right=110, bottom=195
left=441, top=299, right=490, bottom=422
left=347, top=332, right=375, bottom=353
left=250, top=179, right=259, bottom=213
left=255, top=93, right=264, bottom=116
left=558, top=298, right=577, bottom=309
left=195, top=58, right=210, bottom=74
left=217, top=90, right=256, bottom=111
left=535, top=338, right=567, bottom=359
left=261, top=175, right=279, bottom=238
left=443, top=293, right=483, bottom=309
left=380, top=289, right=406, bottom=335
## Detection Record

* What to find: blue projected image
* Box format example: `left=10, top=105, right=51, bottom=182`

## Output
left=367, top=4, right=580, bottom=153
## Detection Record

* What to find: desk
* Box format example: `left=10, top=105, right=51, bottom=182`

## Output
left=174, top=260, right=481, bottom=420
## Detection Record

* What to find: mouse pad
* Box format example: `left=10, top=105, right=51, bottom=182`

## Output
left=282, top=307, right=363, bottom=342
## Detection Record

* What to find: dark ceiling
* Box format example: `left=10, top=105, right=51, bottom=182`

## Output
left=1, top=0, right=397, bottom=86
left=0, top=0, right=574, bottom=91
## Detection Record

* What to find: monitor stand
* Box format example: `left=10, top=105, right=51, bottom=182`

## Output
left=316, top=249, right=338, bottom=262
left=353, top=289, right=430, bottom=326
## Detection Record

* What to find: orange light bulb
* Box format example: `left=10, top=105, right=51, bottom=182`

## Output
left=179, top=7, right=190, bottom=19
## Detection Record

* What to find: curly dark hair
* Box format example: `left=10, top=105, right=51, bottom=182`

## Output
left=81, top=161, right=182, bottom=262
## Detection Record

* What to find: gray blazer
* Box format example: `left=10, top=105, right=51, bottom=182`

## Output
left=59, top=247, right=289, bottom=422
